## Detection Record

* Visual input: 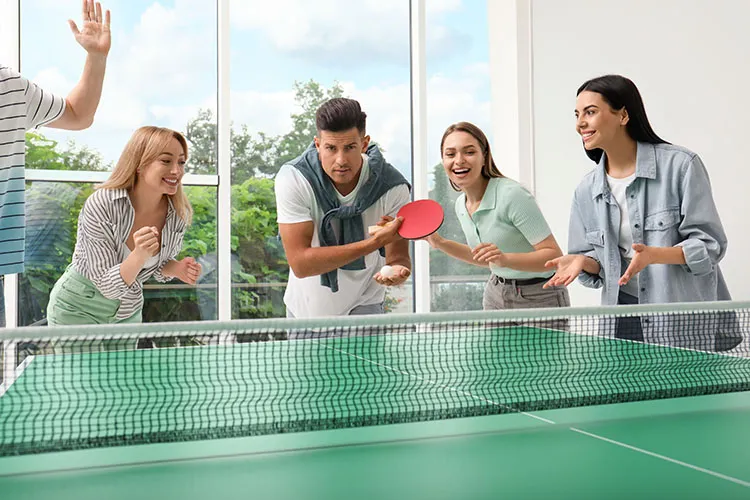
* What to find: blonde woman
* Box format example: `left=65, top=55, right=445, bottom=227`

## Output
left=47, top=126, right=202, bottom=325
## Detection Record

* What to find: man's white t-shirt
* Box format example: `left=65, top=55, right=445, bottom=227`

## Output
left=607, top=172, right=638, bottom=296
left=275, top=155, right=410, bottom=318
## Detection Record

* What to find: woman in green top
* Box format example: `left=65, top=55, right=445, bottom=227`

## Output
left=427, top=122, right=570, bottom=310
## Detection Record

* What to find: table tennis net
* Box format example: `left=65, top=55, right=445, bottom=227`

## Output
left=1, top=303, right=749, bottom=456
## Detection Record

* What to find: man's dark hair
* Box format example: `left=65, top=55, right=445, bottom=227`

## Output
left=315, top=98, right=367, bottom=135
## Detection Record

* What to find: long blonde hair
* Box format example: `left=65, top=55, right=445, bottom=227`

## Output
left=98, top=126, right=193, bottom=224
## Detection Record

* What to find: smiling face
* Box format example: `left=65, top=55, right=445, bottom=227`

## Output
left=441, top=130, right=486, bottom=191
left=137, top=136, right=186, bottom=196
left=575, top=90, right=629, bottom=151
left=314, top=127, right=370, bottom=195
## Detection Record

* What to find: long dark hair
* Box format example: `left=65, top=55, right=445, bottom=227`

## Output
left=577, top=75, right=669, bottom=163
left=440, top=121, right=502, bottom=191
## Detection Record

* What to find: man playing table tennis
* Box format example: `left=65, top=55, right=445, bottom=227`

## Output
left=274, top=98, right=411, bottom=318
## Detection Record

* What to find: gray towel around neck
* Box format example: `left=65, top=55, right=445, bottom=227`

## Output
left=289, top=141, right=410, bottom=292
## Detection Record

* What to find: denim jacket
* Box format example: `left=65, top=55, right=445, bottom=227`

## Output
left=568, top=142, right=737, bottom=350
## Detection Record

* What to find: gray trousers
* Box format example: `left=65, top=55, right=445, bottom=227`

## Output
left=483, top=275, right=570, bottom=310
left=483, top=275, right=570, bottom=331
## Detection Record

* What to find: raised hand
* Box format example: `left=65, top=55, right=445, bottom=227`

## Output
left=69, top=0, right=112, bottom=57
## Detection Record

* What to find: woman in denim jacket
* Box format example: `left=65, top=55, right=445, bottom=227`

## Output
left=544, top=74, right=739, bottom=350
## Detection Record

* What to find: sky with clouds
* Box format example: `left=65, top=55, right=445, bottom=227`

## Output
left=20, top=0, right=491, bottom=179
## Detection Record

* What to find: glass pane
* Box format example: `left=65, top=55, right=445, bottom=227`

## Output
left=142, top=185, right=218, bottom=322
left=20, top=0, right=218, bottom=174
left=427, top=1, right=492, bottom=312
left=20, top=181, right=92, bottom=327
left=229, top=0, right=413, bottom=318
left=19, top=182, right=217, bottom=325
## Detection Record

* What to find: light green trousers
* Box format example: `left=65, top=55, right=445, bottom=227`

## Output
left=44, top=266, right=141, bottom=353
left=48, top=266, right=141, bottom=326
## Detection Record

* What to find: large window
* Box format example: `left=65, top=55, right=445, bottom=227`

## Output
left=229, top=0, right=414, bottom=317
left=4, top=1, right=497, bottom=326
left=20, top=181, right=217, bottom=325
left=17, top=0, right=218, bottom=325
left=426, top=1, right=492, bottom=312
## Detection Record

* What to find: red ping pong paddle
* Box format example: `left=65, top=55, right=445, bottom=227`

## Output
left=368, top=199, right=444, bottom=240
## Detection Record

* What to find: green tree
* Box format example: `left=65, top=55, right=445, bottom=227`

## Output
left=229, top=178, right=287, bottom=318
left=183, top=110, right=278, bottom=182
left=182, top=109, right=216, bottom=176
left=184, top=79, right=345, bottom=184
left=26, top=132, right=110, bottom=172
left=274, top=79, right=345, bottom=167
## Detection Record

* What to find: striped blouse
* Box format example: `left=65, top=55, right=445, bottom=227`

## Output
left=71, top=188, right=188, bottom=319
left=0, top=65, right=66, bottom=275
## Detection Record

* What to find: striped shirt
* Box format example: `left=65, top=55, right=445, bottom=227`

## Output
left=71, top=188, right=188, bottom=319
left=0, top=65, right=66, bottom=275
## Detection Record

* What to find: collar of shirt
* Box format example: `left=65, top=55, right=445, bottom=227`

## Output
left=591, top=141, right=658, bottom=200
left=472, top=177, right=500, bottom=214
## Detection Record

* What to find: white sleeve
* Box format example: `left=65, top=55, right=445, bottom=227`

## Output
left=384, top=184, right=411, bottom=217
left=21, top=74, right=66, bottom=130
left=274, top=165, right=315, bottom=224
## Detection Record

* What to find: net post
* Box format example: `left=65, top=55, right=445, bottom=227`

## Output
left=1, top=339, right=17, bottom=396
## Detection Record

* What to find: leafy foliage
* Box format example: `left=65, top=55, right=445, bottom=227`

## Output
left=183, top=79, right=345, bottom=183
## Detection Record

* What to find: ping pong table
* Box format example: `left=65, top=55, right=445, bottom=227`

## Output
left=1, top=304, right=749, bottom=498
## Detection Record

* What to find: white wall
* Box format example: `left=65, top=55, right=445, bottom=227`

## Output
left=487, top=0, right=534, bottom=188
left=529, top=0, right=750, bottom=306
left=0, top=0, right=19, bottom=69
